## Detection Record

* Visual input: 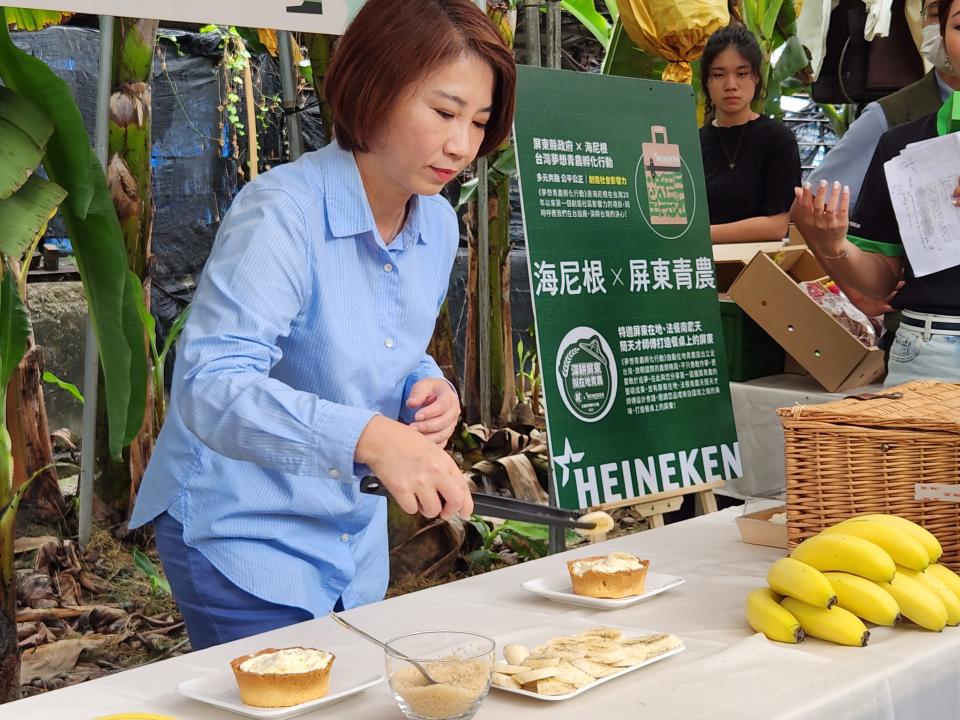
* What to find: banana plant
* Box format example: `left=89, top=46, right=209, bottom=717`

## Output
left=561, top=0, right=618, bottom=48
left=461, top=1, right=518, bottom=425
left=737, top=0, right=810, bottom=116
left=0, top=11, right=148, bottom=461
left=0, top=83, right=60, bottom=693
left=0, top=263, right=30, bottom=703
left=94, top=18, right=160, bottom=515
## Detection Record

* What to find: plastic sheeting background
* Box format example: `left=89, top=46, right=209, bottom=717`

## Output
left=11, top=25, right=309, bottom=383
left=12, top=24, right=533, bottom=390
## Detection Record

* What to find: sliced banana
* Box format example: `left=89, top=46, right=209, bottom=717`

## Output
left=575, top=510, right=615, bottom=540
left=495, top=627, right=683, bottom=696
left=502, top=643, right=529, bottom=666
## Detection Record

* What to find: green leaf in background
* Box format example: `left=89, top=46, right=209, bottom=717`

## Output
left=0, top=10, right=92, bottom=218
left=42, top=371, right=84, bottom=404
left=0, top=174, right=66, bottom=258
left=0, top=19, right=148, bottom=458
left=158, top=305, right=191, bottom=368
left=4, top=7, right=71, bottom=31
left=0, top=85, right=53, bottom=148
left=761, top=0, right=786, bottom=42
left=132, top=547, right=171, bottom=595
left=498, top=526, right=549, bottom=560
left=0, top=265, right=29, bottom=398
left=561, top=0, right=612, bottom=47
left=766, top=35, right=809, bottom=114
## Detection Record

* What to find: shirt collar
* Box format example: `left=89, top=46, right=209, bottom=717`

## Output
left=320, top=141, right=428, bottom=249
left=936, top=71, right=953, bottom=103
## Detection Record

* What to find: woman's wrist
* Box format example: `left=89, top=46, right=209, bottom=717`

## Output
left=819, top=238, right=849, bottom=260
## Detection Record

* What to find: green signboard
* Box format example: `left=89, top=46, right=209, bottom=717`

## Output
left=514, top=66, right=741, bottom=511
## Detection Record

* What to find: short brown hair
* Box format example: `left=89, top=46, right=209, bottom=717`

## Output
left=323, top=0, right=516, bottom=157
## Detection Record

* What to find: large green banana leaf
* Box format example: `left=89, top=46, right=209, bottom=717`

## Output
left=0, top=15, right=147, bottom=458
left=0, top=174, right=67, bottom=257
left=0, top=87, right=65, bottom=257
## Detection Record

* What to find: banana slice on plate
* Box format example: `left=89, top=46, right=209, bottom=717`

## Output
left=575, top=511, right=615, bottom=540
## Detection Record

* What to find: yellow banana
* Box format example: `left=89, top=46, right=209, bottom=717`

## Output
left=825, top=520, right=930, bottom=571
left=780, top=596, right=870, bottom=647
left=746, top=588, right=805, bottom=643
left=852, top=514, right=943, bottom=563
left=875, top=572, right=948, bottom=631
left=767, top=557, right=837, bottom=608
left=790, top=533, right=895, bottom=583
left=823, top=571, right=901, bottom=626
left=924, top=563, right=960, bottom=603
left=898, top=566, right=960, bottom=626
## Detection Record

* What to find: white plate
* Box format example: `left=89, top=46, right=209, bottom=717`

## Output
left=521, top=570, right=685, bottom=609
left=176, top=669, right=384, bottom=719
left=491, top=621, right=684, bottom=702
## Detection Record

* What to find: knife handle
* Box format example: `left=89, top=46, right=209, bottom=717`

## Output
left=360, top=475, right=389, bottom=496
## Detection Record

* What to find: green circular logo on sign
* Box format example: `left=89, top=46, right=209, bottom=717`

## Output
left=555, top=327, right=618, bottom=423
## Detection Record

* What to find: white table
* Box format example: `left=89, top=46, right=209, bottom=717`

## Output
left=6, top=505, right=960, bottom=720
left=726, top=374, right=882, bottom=500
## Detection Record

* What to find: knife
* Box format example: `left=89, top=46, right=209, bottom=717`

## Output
left=359, top=475, right=596, bottom=530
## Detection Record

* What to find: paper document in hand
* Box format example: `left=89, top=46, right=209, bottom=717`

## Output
left=883, top=132, right=960, bottom=277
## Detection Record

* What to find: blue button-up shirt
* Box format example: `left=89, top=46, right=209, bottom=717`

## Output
left=129, top=141, right=458, bottom=616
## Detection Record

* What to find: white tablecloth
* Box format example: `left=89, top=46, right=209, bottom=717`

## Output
left=725, top=374, right=882, bottom=499
left=6, top=505, right=960, bottom=720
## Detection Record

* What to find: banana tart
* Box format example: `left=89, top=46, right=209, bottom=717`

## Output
left=567, top=552, right=649, bottom=599
left=230, top=646, right=335, bottom=708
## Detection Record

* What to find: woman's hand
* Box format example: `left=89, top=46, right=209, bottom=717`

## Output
left=953, top=175, right=960, bottom=206
left=790, top=179, right=851, bottom=256
left=406, top=378, right=460, bottom=447
left=355, top=415, right=472, bottom=521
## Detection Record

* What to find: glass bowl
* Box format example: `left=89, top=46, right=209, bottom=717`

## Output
left=384, top=630, right=495, bottom=720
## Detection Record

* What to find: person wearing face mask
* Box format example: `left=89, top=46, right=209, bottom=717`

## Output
left=808, top=0, right=959, bottom=208
left=127, top=0, right=516, bottom=649
left=804, top=1, right=959, bottom=321
left=792, top=0, right=960, bottom=386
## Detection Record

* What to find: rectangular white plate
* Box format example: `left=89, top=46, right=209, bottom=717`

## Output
left=177, top=669, right=384, bottom=719
left=491, top=621, right=684, bottom=702
left=521, top=570, right=684, bottom=609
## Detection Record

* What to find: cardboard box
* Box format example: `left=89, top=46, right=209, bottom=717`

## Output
left=712, top=241, right=785, bottom=293
left=787, top=224, right=806, bottom=246
left=727, top=247, right=886, bottom=392
left=735, top=505, right=788, bottom=549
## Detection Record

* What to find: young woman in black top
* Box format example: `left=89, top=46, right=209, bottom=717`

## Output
left=699, top=25, right=801, bottom=244
left=791, top=0, right=960, bottom=385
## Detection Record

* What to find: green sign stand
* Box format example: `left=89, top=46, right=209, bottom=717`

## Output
left=514, top=66, right=741, bottom=514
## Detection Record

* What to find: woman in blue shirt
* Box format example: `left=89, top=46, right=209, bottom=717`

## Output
left=129, top=0, right=517, bottom=649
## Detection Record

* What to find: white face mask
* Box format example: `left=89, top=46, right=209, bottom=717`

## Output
left=921, top=23, right=950, bottom=71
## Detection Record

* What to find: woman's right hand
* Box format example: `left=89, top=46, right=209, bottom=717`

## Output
left=790, top=179, right=851, bottom=256
left=355, top=415, right=473, bottom=521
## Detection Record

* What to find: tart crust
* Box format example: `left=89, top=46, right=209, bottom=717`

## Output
left=567, top=555, right=649, bottom=599
left=230, top=646, right=334, bottom=708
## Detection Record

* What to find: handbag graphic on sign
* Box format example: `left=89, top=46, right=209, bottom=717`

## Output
left=642, top=126, right=687, bottom=225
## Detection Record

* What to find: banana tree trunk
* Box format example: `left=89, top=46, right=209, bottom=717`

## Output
left=6, top=342, right=63, bottom=524
left=463, top=6, right=517, bottom=426
left=94, top=18, right=158, bottom=523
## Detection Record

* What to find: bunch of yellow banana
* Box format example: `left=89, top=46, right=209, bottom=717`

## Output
left=745, top=513, right=960, bottom=645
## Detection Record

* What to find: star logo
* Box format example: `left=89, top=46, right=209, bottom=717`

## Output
left=552, top=437, right=585, bottom=488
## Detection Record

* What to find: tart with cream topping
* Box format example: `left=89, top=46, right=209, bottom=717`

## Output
left=230, top=646, right=335, bottom=707
left=566, top=552, right=649, bottom=599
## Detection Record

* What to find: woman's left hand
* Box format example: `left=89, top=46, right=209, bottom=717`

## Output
left=953, top=175, right=960, bottom=206
left=407, top=378, right=460, bottom=446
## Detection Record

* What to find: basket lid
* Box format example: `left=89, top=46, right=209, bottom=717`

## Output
left=776, top=380, right=960, bottom=434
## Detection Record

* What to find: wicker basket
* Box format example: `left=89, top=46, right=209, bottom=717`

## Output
left=779, top=381, right=960, bottom=570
